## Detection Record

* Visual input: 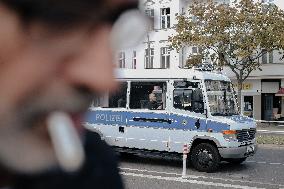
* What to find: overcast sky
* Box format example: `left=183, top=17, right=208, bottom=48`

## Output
left=274, top=0, right=284, bottom=9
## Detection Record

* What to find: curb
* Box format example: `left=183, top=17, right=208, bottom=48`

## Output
left=257, top=144, right=284, bottom=148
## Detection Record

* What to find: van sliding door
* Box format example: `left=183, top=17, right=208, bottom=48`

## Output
left=86, top=82, right=128, bottom=147
left=126, top=81, right=170, bottom=151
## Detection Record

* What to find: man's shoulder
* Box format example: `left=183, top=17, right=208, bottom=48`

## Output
left=12, top=131, right=123, bottom=189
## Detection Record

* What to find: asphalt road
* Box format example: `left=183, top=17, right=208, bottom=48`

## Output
left=119, top=145, right=284, bottom=189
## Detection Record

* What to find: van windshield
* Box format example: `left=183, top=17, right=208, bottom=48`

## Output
left=205, top=80, right=238, bottom=116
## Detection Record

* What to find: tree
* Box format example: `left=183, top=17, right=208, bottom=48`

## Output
left=170, top=0, right=284, bottom=112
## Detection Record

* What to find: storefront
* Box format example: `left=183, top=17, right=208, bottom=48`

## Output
left=261, top=79, right=282, bottom=121
left=233, top=79, right=283, bottom=121
left=233, top=80, right=261, bottom=119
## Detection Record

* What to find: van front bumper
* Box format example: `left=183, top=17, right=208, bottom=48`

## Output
left=218, top=144, right=257, bottom=159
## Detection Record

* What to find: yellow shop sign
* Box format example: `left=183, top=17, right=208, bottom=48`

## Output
left=233, top=83, right=252, bottom=90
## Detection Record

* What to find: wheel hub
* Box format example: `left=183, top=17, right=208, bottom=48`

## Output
left=198, top=151, right=212, bottom=166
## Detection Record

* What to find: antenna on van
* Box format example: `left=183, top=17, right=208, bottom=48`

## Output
left=193, top=62, right=214, bottom=72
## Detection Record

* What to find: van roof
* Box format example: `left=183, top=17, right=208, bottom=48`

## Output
left=115, top=69, right=230, bottom=82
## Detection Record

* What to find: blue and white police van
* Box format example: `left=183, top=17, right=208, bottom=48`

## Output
left=85, top=69, right=257, bottom=172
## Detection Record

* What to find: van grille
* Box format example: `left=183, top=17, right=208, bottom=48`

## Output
left=236, top=128, right=256, bottom=142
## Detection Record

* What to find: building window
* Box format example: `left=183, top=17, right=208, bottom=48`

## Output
left=262, top=0, right=274, bottom=4
left=261, top=49, right=274, bottom=64
left=161, top=8, right=170, bottom=29
left=145, top=48, right=154, bottom=68
left=145, top=9, right=154, bottom=30
left=269, top=51, right=273, bottom=64
left=220, top=0, right=230, bottom=4
left=119, top=52, right=125, bottom=68
left=192, top=46, right=203, bottom=54
left=132, top=51, right=137, bottom=69
left=161, top=47, right=170, bottom=68
left=192, top=47, right=198, bottom=54
left=262, top=49, right=267, bottom=64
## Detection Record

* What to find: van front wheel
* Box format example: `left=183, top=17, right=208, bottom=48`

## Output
left=190, top=143, right=220, bottom=172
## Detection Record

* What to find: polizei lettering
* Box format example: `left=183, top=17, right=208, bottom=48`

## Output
left=95, top=114, right=123, bottom=122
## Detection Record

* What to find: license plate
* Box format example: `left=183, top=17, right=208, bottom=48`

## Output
left=246, top=145, right=255, bottom=153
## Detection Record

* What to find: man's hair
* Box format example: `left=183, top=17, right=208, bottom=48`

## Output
left=0, top=0, right=104, bottom=27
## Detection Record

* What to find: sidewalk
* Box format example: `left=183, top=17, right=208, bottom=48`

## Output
left=256, top=122, right=284, bottom=135
left=255, top=122, right=284, bottom=145
left=256, top=122, right=284, bottom=145
left=257, top=122, right=284, bottom=130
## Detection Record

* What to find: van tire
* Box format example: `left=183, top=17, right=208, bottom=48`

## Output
left=119, top=151, right=136, bottom=159
left=226, top=158, right=246, bottom=164
left=190, top=143, right=220, bottom=172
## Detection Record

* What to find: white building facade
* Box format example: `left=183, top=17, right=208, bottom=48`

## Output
left=116, top=0, right=220, bottom=70
left=117, top=0, right=181, bottom=70
left=116, top=0, right=284, bottom=121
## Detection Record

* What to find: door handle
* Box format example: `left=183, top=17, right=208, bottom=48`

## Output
left=133, top=117, right=172, bottom=124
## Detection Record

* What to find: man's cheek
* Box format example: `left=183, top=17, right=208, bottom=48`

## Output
left=0, top=52, right=58, bottom=110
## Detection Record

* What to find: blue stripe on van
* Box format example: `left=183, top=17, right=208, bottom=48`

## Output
left=85, top=110, right=230, bottom=133
left=127, top=112, right=169, bottom=129
left=206, top=120, right=230, bottom=132
left=169, top=113, right=206, bottom=131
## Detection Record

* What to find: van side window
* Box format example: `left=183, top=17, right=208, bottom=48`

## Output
left=130, top=82, right=166, bottom=110
left=173, top=81, right=204, bottom=113
left=173, top=89, right=193, bottom=111
left=92, top=95, right=107, bottom=108
left=108, top=82, right=127, bottom=108
left=93, top=82, right=127, bottom=108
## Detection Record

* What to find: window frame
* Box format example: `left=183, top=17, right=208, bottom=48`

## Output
left=145, top=9, right=155, bottom=30
left=160, top=47, right=170, bottom=69
left=161, top=8, right=170, bottom=29
left=119, top=52, right=126, bottom=68
left=145, top=48, right=154, bottom=69
left=132, top=51, right=137, bottom=69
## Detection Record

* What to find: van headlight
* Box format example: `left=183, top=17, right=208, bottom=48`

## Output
left=222, top=130, right=238, bottom=141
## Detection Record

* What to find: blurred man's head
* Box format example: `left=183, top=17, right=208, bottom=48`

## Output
left=0, top=0, right=144, bottom=175
left=149, top=93, right=157, bottom=102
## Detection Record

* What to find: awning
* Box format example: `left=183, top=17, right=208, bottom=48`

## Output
left=275, top=88, right=284, bottom=96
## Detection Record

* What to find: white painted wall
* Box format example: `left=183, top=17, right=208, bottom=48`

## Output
left=262, top=82, right=280, bottom=93
left=223, top=64, right=284, bottom=79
